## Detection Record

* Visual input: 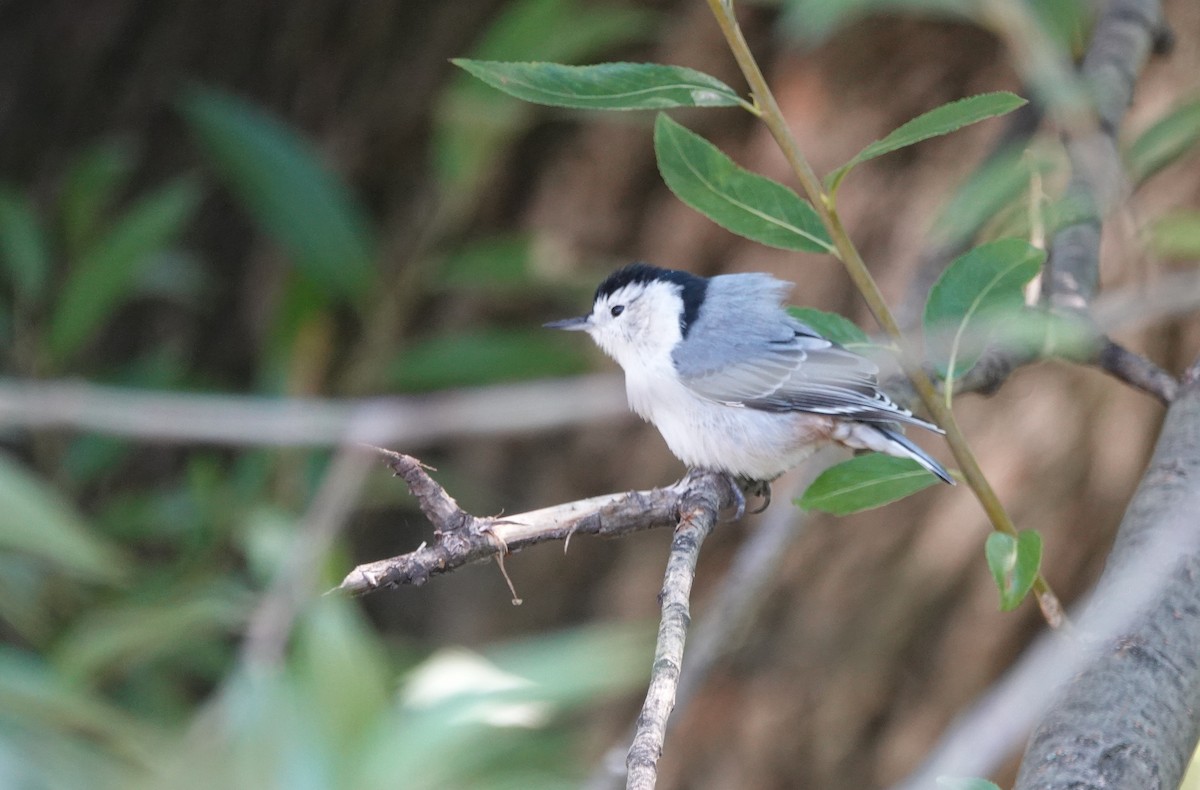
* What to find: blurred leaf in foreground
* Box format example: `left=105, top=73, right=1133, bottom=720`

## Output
left=179, top=87, right=376, bottom=302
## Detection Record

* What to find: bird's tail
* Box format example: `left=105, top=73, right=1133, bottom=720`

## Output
left=871, top=426, right=955, bottom=484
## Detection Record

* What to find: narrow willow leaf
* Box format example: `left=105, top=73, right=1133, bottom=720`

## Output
left=48, top=178, right=200, bottom=363
left=452, top=60, right=743, bottom=111
left=1126, top=99, right=1200, bottom=185
left=1150, top=211, right=1200, bottom=260
left=0, top=187, right=50, bottom=303
left=923, top=238, right=1044, bottom=380
left=61, top=140, right=136, bottom=259
left=827, top=92, right=1027, bottom=195
left=54, top=588, right=250, bottom=682
left=434, top=0, right=654, bottom=194
left=654, top=114, right=834, bottom=253
left=0, top=453, right=127, bottom=583
left=179, top=87, right=376, bottom=300
left=985, top=530, right=1042, bottom=611
left=797, top=454, right=940, bottom=515
left=787, top=307, right=870, bottom=346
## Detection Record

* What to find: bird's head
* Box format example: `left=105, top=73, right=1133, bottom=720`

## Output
left=545, top=263, right=708, bottom=369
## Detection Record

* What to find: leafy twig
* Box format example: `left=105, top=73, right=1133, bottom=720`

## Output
left=704, top=0, right=1064, bottom=624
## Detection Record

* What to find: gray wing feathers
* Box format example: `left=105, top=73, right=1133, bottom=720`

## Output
left=673, top=272, right=939, bottom=431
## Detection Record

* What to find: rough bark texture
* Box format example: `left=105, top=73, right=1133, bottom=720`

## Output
left=1014, top=370, right=1200, bottom=789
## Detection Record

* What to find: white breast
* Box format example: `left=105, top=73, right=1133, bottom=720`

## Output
left=622, top=355, right=831, bottom=480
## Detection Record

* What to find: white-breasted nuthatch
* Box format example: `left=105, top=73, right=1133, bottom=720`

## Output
left=546, top=263, right=953, bottom=494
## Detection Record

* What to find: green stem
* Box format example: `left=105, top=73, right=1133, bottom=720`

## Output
left=705, top=0, right=1062, bottom=623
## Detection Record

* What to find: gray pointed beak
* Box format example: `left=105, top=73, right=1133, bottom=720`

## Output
left=543, top=316, right=591, bottom=331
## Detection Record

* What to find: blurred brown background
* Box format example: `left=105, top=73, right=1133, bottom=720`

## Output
left=2, top=0, right=1198, bottom=787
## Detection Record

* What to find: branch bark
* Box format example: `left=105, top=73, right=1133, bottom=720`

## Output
left=337, top=448, right=721, bottom=594
left=1013, top=359, right=1200, bottom=789
left=626, top=470, right=727, bottom=790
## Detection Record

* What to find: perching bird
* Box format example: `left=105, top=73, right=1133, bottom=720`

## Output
left=545, top=263, right=953, bottom=502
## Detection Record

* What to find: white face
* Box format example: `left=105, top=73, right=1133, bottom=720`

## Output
left=584, top=279, right=686, bottom=368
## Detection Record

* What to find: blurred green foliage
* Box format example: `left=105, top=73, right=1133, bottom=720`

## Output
left=2, top=0, right=1199, bottom=785
left=0, top=0, right=661, bottom=786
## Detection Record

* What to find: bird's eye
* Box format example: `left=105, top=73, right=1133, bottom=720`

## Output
left=610, top=305, right=625, bottom=317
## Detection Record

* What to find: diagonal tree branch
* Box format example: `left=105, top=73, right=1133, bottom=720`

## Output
left=1013, top=351, right=1200, bottom=788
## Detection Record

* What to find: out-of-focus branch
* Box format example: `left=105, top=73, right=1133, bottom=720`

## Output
left=336, top=449, right=733, bottom=595
left=0, top=374, right=626, bottom=448
left=1041, top=0, right=1162, bottom=312
left=243, top=442, right=376, bottom=665
left=1095, top=337, right=1178, bottom=403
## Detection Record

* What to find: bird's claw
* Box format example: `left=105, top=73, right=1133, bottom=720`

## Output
left=725, top=477, right=772, bottom=519
left=747, top=480, right=772, bottom=514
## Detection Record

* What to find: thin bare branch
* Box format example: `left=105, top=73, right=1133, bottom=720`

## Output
left=1094, top=337, right=1178, bottom=404
left=587, top=467, right=817, bottom=790
left=626, top=470, right=729, bottom=790
left=337, top=450, right=732, bottom=595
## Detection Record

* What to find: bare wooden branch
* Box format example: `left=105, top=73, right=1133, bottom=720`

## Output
left=587, top=468, right=816, bottom=790
left=1012, top=354, right=1200, bottom=788
left=341, top=450, right=737, bottom=789
left=337, top=449, right=730, bottom=595
left=626, top=470, right=729, bottom=790
left=1095, top=337, right=1179, bottom=404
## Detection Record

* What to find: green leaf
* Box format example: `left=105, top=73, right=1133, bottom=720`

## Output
left=798, top=454, right=941, bottom=515
left=48, top=178, right=200, bottom=363
left=931, top=144, right=1062, bottom=249
left=388, top=328, right=589, bottom=391
left=452, top=60, right=743, bottom=111
left=53, top=586, right=250, bottom=683
left=936, top=778, right=1003, bottom=790
left=787, top=307, right=870, bottom=346
left=1126, top=99, right=1200, bottom=185
left=0, top=453, right=127, bottom=583
left=827, top=92, right=1028, bottom=195
left=1150, top=211, right=1200, bottom=260
left=0, top=187, right=50, bottom=303
left=178, top=86, right=376, bottom=300
left=437, top=234, right=537, bottom=293
left=985, top=530, right=1042, bottom=610
left=923, top=238, right=1044, bottom=380
left=434, top=0, right=654, bottom=194
left=61, top=140, right=137, bottom=258
left=654, top=114, right=834, bottom=253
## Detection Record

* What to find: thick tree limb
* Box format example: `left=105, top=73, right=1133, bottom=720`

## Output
left=1012, top=357, right=1200, bottom=788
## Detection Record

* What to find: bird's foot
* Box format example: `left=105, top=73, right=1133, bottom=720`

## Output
left=727, top=477, right=772, bottom=518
